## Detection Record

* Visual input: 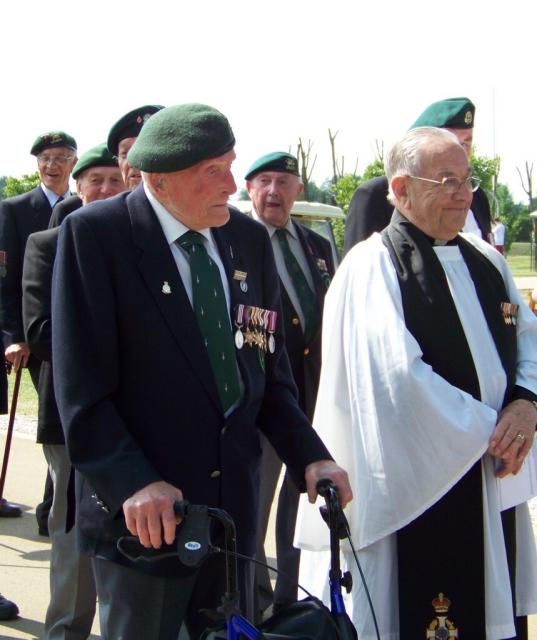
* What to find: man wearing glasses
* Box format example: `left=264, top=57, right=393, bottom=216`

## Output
left=343, top=97, right=493, bottom=254
left=0, top=131, right=77, bottom=381
left=298, top=126, right=537, bottom=638
left=0, top=131, right=77, bottom=527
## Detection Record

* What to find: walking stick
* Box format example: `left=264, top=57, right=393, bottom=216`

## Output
left=0, top=365, right=23, bottom=517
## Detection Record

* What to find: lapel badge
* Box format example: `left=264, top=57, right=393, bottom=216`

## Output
left=162, top=281, right=172, bottom=295
left=233, top=270, right=248, bottom=293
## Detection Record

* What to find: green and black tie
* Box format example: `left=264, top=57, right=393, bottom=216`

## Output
left=275, top=228, right=319, bottom=343
left=177, top=230, right=240, bottom=413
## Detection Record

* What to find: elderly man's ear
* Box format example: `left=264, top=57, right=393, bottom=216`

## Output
left=391, top=175, right=410, bottom=208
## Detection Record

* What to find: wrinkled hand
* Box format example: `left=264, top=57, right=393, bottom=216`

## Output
left=488, top=399, right=537, bottom=478
left=305, top=459, right=353, bottom=508
left=5, top=342, right=30, bottom=372
left=123, top=481, right=183, bottom=548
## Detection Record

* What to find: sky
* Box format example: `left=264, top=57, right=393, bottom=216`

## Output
left=0, top=0, right=535, bottom=203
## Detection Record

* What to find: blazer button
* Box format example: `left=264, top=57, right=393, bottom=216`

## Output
left=210, top=470, right=221, bottom=479
left=221, top=425, right=228, bottom=436
left=292, top=318, right=300, bottom=326
left=304, top=348, right=310, bottom=356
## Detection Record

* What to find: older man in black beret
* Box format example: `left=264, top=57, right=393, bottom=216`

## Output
left=107, top=104, right=163, bottom=191
left=343, top=97, right=493, bottom=254
left=51, top=103, right=352, bottom=639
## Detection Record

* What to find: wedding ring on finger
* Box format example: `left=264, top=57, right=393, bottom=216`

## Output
left=515, top=432, right=526, bottom=443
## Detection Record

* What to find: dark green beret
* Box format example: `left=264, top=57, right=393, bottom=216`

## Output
left=244, top=152, right=300, bottom=181
left=72, top=143, right=119, bottom=179
left=127, top=103, right=235, bottom=173
left=107, top=105, right=164, bottom=156
left=410, top=97, right=475, bottom=130
left=30, top=131, right=77, bottom=156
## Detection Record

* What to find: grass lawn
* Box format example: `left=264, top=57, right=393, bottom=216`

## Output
left=6, top=367, right=38, bottom=416
left=506, top=242, right=537, bottom=277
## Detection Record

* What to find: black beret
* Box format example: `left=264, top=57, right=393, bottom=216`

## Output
left=244, top=152, right=300, bottom=181
left=127, top=103, right=235, bottom=173
left=411, top=97, right=475, bottom=130
left=72, top=143, right=118, bottom=179
left=30, top=131, right=77, bottom=156
left=107, top=105, right=164, bottom=156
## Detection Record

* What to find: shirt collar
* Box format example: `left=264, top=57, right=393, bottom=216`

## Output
left=251, top=208, right=297, bottom=240
left=40, top=183, right=70, bottom=208
left=143, top=183, right=213, bottom=246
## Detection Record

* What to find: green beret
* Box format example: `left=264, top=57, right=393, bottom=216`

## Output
left=244, top=152, right=300, bottom=181
left=107, top=105, right=164, bottom=156
left=72, top=143, right=118, bottom=180
left=127, top=103, right=235, bottom=173
left=30, top=131, right=77, bottom=156
left=410, top=97, right=475, bottom=130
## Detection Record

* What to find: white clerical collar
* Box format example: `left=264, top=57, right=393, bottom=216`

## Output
left=251, top=208, right=297, bottom=240
left=40, top=183, right=70, bottom=208
left=143, top=183, right=213, bottom=246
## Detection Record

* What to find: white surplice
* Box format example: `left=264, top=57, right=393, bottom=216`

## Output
left=295, top=232, right=537, bottom=640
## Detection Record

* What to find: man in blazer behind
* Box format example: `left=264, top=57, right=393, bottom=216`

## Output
left=244, top=152, right=335, bottom=615
left=343, top=97, right=492, bottom=255
left=0, top=130, right=77, bottom=526
left=52, top=104, right=351, bottom=640
left=23, top=142, right=125, bottom=640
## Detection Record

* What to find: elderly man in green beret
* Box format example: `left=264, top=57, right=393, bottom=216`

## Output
left=51, top=104, right=352, bottom=639
left=51, top=142, right=125, bottom=225
left=107, top=104, right=163, bottom=191
left=243, top=152, right=335, bottom=617
left=0, top=130, right=77, bottom=527
left=343, top=97, right=493, bottom=254
left=21, top=142, right=126, bottom=640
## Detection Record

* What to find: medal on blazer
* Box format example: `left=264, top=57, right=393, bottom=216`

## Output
left=234, top=304, right=245, bottom=349
left=316, top=258, right=331, bottom=290
left=233, top=269, right=248, bottom=293
left=234, top=304, right=278, bottom=354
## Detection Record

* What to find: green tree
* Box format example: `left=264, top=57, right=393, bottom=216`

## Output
left=0, top=176, right=7, bottom=200
left=2, top=172, right=40, bottom=198
left=329, top=174, right=361, bottom=252
left=361, top=158, right=385, bottom=181
left=490, top=184, right=528, bottom=251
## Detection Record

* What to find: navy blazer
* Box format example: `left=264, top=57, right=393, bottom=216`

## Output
left=23, top=227, right=63, bottom=443
left=0, top=185, right=52, bottom=346
left=343, top=176, right=492, bottom=255
left=279, top=223, right=334, bottom=420
left=52, top=187, right=331, bottom=574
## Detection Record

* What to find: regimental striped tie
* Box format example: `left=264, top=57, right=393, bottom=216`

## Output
left=275, top=228, right=320, bottom=343
left=177, top=230, right=240, bottom=413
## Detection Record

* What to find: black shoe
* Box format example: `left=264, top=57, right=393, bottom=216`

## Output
left=38, top=524, right=49, bottom=537
left=0, top=499, right=22, bottom=518
left=0, top=594, right=19, bottom=621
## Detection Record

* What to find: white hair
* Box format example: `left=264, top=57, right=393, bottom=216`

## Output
left=384, top=127, right=461, bottom=205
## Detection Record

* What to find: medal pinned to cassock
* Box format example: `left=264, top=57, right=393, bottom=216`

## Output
left=500, top=301, right=518, bottom=326
left=234, top=304, right=278, bottom=354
